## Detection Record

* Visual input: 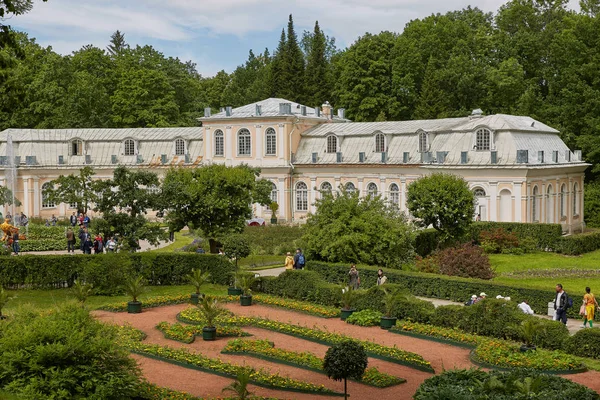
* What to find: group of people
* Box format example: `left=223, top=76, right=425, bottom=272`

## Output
left=65, top=225, right=117, bottom=255
left=284, top=248, right=306, bottom=270
left=70, top=212, right=91, bottom=228
left=0, top=211, right=28, bottom=227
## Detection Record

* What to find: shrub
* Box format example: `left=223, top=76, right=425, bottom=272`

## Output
left=414, top=229, right=441, bottom=257
left=0, top=304, right=141, bottom=398
left=415, top=254, right=439, bottom=273
left=563, top=328, right=600, bottom=359
left=430, top=305, right=465, bottom=328
left=258, top=270, right=340, bottom=306
left=468, top=221, right=562, bottom=250
left=80, top=253, right=134, bottom=295
left=323, top=340, right=368, bottom=400
left=479, top=227, right=519, bottom=253
left=523, top=316, right=569, bottom=350
left=243, top=225, right=303, bottom=255
left=456, top=299, right=525, bottom=339
left=555, top=231, right=600, bottom=255
left=437, top=242, right=494, bottom=280
left=345, top=309, right=382, bottom=326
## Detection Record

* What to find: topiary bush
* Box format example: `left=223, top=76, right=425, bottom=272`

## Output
left=79, top=253, right=133, bottom=295
left=455, top=299, right=525, bottom=339
left=437, top=242, right=494, bottom=280
left=430, top=305, right=465, bottom=328
left=563, top=328, right=600, bottom=359
left=345, top=309, right=382, bottom=327
left=415, top=254, right=439, bottom=273
left=479, top=227, right=519, bottom=254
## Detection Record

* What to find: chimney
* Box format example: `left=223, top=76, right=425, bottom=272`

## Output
left=337, top=108, right=346, bottom=119
left=470, top=108, right=483, bottom=119
left=219, top=107, right=225, bottom=113
left=301, top=106, right=307, bottom=116
left=315, top=107, right=321, bottom=117
left=225, top=106, right=232, bottom=117
left=255, top=104, right=262, bottom=116
left=322, top=101, right=332, bottom=119
left=204, top=107, right=212, bottom=117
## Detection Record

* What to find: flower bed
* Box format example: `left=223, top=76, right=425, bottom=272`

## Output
left=391, top=321, right=484, bottom=348
left=222, top=339, right=405, bottom=388
left=98, top=294, right=191, bottom=312
left=178, top=308, right=434, bottom=372
left=156, top=322, right=249, bottom=343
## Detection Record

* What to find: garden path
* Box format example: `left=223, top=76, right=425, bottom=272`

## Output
left=20, top=238, right=170, bottom=255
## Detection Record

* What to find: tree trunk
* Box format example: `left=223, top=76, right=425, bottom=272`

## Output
left=344, top=378, right=347, bottom=400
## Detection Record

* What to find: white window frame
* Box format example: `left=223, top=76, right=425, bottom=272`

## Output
left=389, top=183, right=399, bottom=205
left=367, top=182, right=378, bottom=197
left=573, top=182, right=579, bottom=215
left=214, top=130, right=224, bottom=157
left=532, top=185, right=539, bottom=222
left=237, top=128, right=251, bottom=156
left=418, top=131, right=429, bottom=153
left=270, top=182, right=278, bottom=204
left=296, top=181, right=308, bottom=211
left=320, top=181, right=333, bottom=195
left=70, top=139, right=83, bottom=156
left=473, top=188, right=486, bottom=197
left=475, top=128, right=492, bottom=151
left=375, top=133, right=385, bottom=153
left=560, top=184, right=566, bottom=218
left=265, top=127, right=277, bottom=156
left=175, top=138, right=186, bottom=156
left=326, top=135, right=338, bottom=154
left=41, top=182, right=55, bottom=208
left=345, top=182, right=356, bottom=193
left=124, top=139, right=136, bottom=156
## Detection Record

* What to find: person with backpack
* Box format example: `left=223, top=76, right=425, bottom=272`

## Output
left=294, top=248, right=305, bottom=270
left=554, top=283, right=572, bottom=325
left=93, top=234, right=104, bottom=254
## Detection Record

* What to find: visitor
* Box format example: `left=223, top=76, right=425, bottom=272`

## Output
left=82, top=230, right=93, bottom=254
left=78, top=225, right=85, bottom=251
left=0, top=211, right=3, bottom=220
left=11, top=228, right=19, bottom=255
left=5, top=212, right=11, bottom=223
left=106, top=237, right=116, bottom=252
left=554, top=283, right=570, bottom=325
left=78, top=213, right=84, bottom=226
left=376, top=269, right=387, bottom=285
left=66, top=228, right=75, bottom=254
left=476, top=214, right=481, bottom=221
left=582, top=287, right=599, bottom=328
left=285, top=252, right=294, bottom=270
left=20, top=212, right=28, bottom=226
left=465, top=295, right=477, bottom=306
left=70, top=212, right=77, bottom=227
left=50, top=214, right=57, bottom=226
left=218, top=248, right=225, bottom=256
left=83, top=214, right=90, bottom=228
left=44, top=219, right=50, bottom=227
left=518, top=300, right=534, bottom=315
left=293, top=248, right=305, bottom=270
left=475, top=292, right=487, bottom=303
left=349, top=264, right=360, bottom=290
left=93, top=234, right=104, bottom=254
left=169, top=231, right=175, bottom=242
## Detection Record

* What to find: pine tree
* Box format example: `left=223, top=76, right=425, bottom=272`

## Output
left=413, top=57, right=450, bottom=119
left=270, top=29, right=288, bottom=98
left=107, top=30, right=128, bottom=57
left=304, top=21, right=330, bottom=106
left=284, top=14, right=305, bottom=102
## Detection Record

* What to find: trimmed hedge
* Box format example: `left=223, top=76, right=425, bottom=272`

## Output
left=0, top=253, right=236, bottom=293
left=555, top=231, right=600, bottom=255
left=563, top=328, right=600, bottom=359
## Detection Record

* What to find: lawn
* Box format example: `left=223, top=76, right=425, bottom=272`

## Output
left=490, top=250, right=600, bottom=293
left=151, top=231, right=195, bottom=252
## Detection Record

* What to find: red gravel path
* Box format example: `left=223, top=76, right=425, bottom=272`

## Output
left=93, top=303, right=600, bottom=399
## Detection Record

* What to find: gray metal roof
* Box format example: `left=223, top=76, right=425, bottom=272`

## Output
left=200, top=98, right=349, bottom=121
left=0, top=127, right=202, bottom=142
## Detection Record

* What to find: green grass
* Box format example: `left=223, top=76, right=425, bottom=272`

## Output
left=239, top=254, right=284, bottom=268
left=151, top=231, right=195, bottom=252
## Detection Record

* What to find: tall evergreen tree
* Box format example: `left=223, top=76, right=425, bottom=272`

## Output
left=107, top=30, right=128, bottom=57
left=304, top=21, right=331, bottom=106
left=283, top=14, right=305, bottom=102
left=269, top=29, right=287, bottom=98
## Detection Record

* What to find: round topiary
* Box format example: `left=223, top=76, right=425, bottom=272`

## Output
left=563, top=327, right=600, bottom=359
left=323, top=340, right=368, bottom=400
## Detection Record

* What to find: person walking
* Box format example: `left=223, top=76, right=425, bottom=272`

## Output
left=82, top=230, right=93, bottom=254
left=285, top=252, right=294, bottom=270
left=50, top=214, right=57, bottom=226
left=83, top=214, right=90, bottom=228
left=582, top=287, right=599, bottom=328
left=518, top=300, right=535, bottom=315
left=66, top=228, right=76, bottom=254
left=349, top=264, right=360, bottom=290
left=554, top=283, right=570, bottom=325
left=20, top=212, right=28, bottom=227
left=70, top=212, right=77, bottom=227
left=376, top=269, right=387, bottom=285
left=11, top=228, right=19, bottom=255
left=78, top=225, right=85, bottom=251
left=106, top=237, right=116, bottom=252
left=93, top=234, right=104, bottom=254
left=293, top=248, right=305, bottom=270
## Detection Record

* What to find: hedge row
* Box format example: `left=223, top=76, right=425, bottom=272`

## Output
left=305, top=261, right=582, bottom=318
left=0, top=253, right=236, bottom=294
left=555, top=230, right=600, bottom=255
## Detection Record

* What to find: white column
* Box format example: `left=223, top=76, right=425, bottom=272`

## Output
left=23, top=177, right=30, bottom=217
left=580, top=178, right=585, bottom=228
left=568, top=177, right=573, bottom=233
left=380, top=176, right=386, bottom=199
left=358, top=178, right=364, bottom=197
left=204, top=127, right=212, bottom=162
left=335, top=177, right=341, bottom=194
left=59, top=203, right=66, bottom=217
left=225, top=126, right=233, bottom=165
left=556, top=178, right=561, bottom=224
left=515, top=182, right=523, bottom=222
left=400, top=178, right=407, bottom=212
left=489, top=182, right=498, bottom=222
left=277, top=178, right=285, bottom=219
left=541, top=182, right=546, bottom=223
left=255, top=125, right=263, bottom=162
left=33, top=178, right=40, bottom=216
left=310, top=177, right=317, bottom=213
left=278, top=124, right=285, bottom=162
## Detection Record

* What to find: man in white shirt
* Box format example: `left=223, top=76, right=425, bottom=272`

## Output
left=554, top=283, right=568, bottom=324
left=518, top=300, right=534, bottom=315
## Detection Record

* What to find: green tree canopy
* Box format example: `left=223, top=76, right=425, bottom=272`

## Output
left=406, top=173, right=475, bottom=241
left=323, top=340, right=368, bottom=400
left=43, top=166, right=98, bottom=213
left=302, top=187, right=415, bottom=268
left=0, top=185, right=19, bottom=206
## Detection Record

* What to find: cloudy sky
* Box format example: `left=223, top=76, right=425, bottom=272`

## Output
left=11, top=0, right=579, bottom=77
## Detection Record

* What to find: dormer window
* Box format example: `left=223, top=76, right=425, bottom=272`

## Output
left=475, top=128, right=491, bottom=151
left=124, top=139, right=136, bottom=156
left=175, top=138, right=186, bottom=156
left=418, top=131, right=428, bottom=153
left=326, top=135, right=338, bottom=153
left=70, top=139, right=83, bottom=156
left=375, top=133, right=385, bottom=152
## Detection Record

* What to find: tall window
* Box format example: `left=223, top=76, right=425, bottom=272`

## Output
left=475, top=128, right=491, bottom=151
left=375, top=134, right=385, bottom=152
left=473, top=188, right=486, bottom=198
left=326, top=135, right=338, bottom=153
left=270, top=182, right=278, bottom=204
left=70, top=139, right=83, bottom=156
left=345, top=182, right=356, bottom=193
left=296, top=182, right=308, bottom=211
left=320, top=181, right=333, bottom=195
left=389, top=183, right=399, bottom=205
left=214, top=130, right=224, bottom=156
left=175, top=139, right=185, bottom=156
left=560, top=184, right=566, bottom=217
left=147, top=185, right=160, bottom=195
left=367, top=182, right=378, bottom=196
left=41, top=182, right=55, bottom=208
left=418, top=131, right=428, bottom=153
left=124, top=139, right=136, bottom=156
left=265, top=127, right=277, bottom=156
left=237, top=128, right=251, bottom=156
left=573, top=182, right=579, bottom=215
left=532, top=186, right=539, bottom=222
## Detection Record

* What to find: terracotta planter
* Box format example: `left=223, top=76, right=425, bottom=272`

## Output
left=127, top=301, right=142, bottom=314
left=380, top=316, right=397, bottom=329
left=240, top=294, right=253, bottom=306
left=340, top=308, right=356, bottom=320
left=228, top=287, right=243, bottom=296
left=202, top=326, right=217, bottom=341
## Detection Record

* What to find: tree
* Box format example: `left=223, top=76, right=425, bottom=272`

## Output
left=303, top=21, right=332, bottom=106
left=161, top=165, right=271, bottom=246
left=43, top=166, right=98, bottom=213
left=302, top=187, right=415, bottom=268
left=221, top=234, right=251, bottom=268
left=406, top=173, right=476, bottom=242
left=94, top=166, right=165, bottom=250
left=106, top=30, right=128, bottom=57
left=323, top=340, right=368, bottom=400
left=0, top=185, right=19, bottom=206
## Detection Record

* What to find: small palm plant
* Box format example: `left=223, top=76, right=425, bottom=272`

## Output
left=382, top=289, right=401, bottom=318
left=187, top=269, right=211, bottom=295
left=198, top=295, right=222, bottom=329
left=517, top=319, right=546, bottom=350
left=238, top=275, right=255, bottom=297
left=0, top=287, right=14, bottom=320
left=340, top=286, right=356, bottom=311
left=71, top=280, right=93, bottom=308
left=222, top=368, right=254, bottom=400
left=124, top=275, right=146, bottom=313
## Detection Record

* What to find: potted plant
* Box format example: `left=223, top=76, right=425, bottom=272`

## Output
left=222, top=368, right=254, bottom=400
left=0, top=287, right=14, bottom=320
left=228, top=272, right=243, bottom=296
left=269, top=202, right=279, bottom=224
left=340, top=286, right=357, bottom=320
left=198, top=295, right=222, bottom=341
left=124, top=275, right=146, bottom=314
left=71, top=280, right=93, bottom=308
left=238, top=274, right=256, bottom=306
left=187, top=269, right=211, bottom=305
left=380, top=290, right=399, bottom=329
left=517, top=319, right=545, bottom=352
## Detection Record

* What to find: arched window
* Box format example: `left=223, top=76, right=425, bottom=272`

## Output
left=326, top=135, right=338, bottom=153
left=418, top=131, right=428, bottom=153
left=270, top=182, right=278, bottom=204
left=367, top=182, right=378, bottom=196
left=296, top=182, right=308, bottom=211
left=237, top=128, right=251, bottom=156
left=214, top=130, right=224, bottom=156
left=475, top=128, right=491, bottom=151
left=473, top=188, right=486, bottom=197
left=532, top=186, right=539, bottom=222
left=375, top=133, right=385, bottom=152
left=124, top=139, right=136, bottom=156
left=175, top=139, right=186, bottom=156
left=146, top=185, right=160, bottom=195
left=70, top=139, right=83, bottom=156
left=320, top=181, right=333, bottom=195
left=573, top=182, right=579, bottom=215
left=345, top=182, right=356, bottom=193
left=389, top=183, right=399, bottom=205
left=42, top=182, right=55, bottom=208
left=265, top=128, right=277, bottom=156
left=560, top=184, right=566, bottom=217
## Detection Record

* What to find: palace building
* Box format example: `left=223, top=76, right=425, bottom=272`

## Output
left=0, top=98, right=590, bottom=233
